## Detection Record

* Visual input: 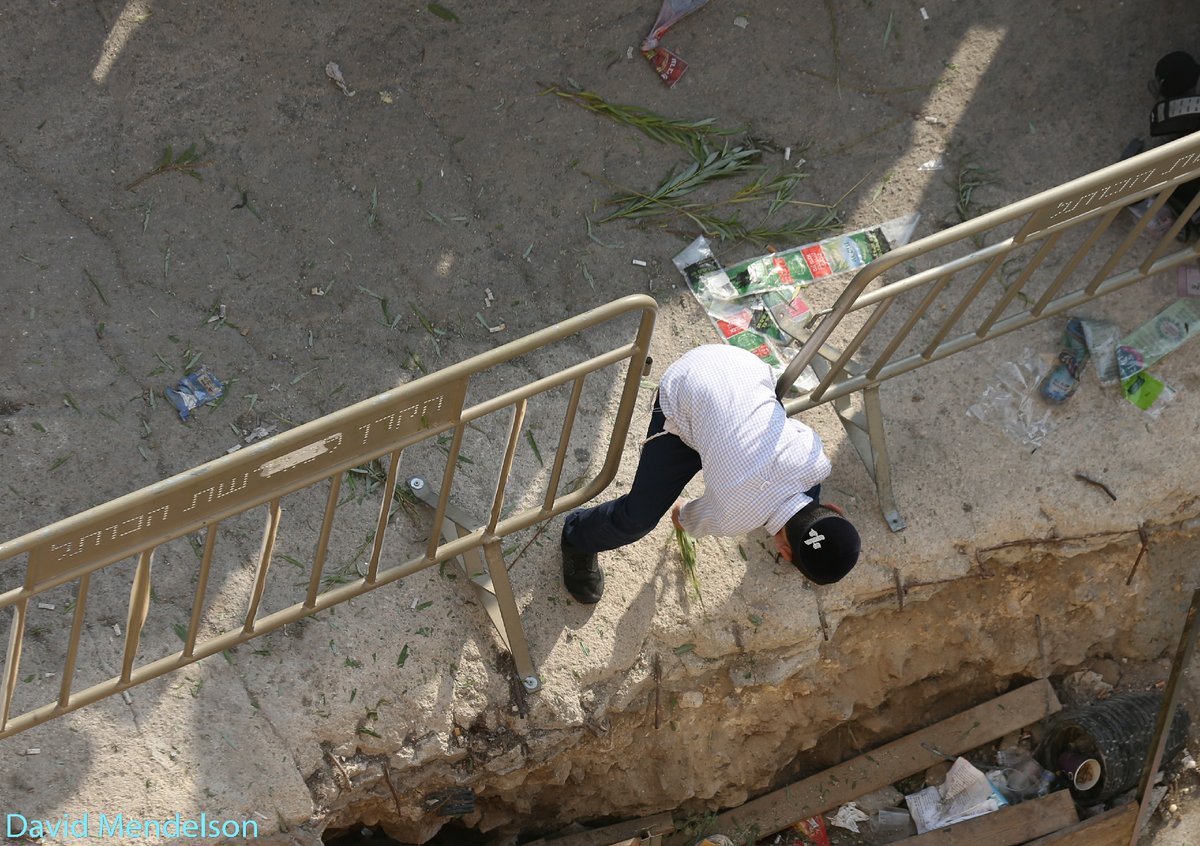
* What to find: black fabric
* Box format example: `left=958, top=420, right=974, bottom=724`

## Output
left=1156, top=51, right=1200, bottom=98
left=786, top=508, right=861, bottom=585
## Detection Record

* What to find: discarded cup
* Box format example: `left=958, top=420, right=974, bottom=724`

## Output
left=1059, top=752, right=1102, bottom=791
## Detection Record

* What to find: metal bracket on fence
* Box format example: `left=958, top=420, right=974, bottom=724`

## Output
left=406, top=476, right=541, bottom=693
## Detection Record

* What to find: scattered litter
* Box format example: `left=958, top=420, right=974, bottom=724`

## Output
left=1126, top=198, right=1176, bottom=241
left=967, top=350, right=1058, bottom=447
left=410, top=597, right=420, bottom=610
left=325, top=62, right=356, bottom=97
left=1061, top=669, right=1114, bottom=708
left=1179, top=263, right=1200, bottom=297
left=122, top=691, right=133, bottom=705
left=225, top=444, right=243, bottom=455
left=245, top=426, right=272, bottom=444
left=1122, top=370, right=1176, bottom=417
left=165, top=366, right=226, bottom=421
left=784, top=146, right=791, bottom=160
left=311, top=286, right=326, bottom=296
left=828, top=803, right=870, bottom=833
left=924, top=115, right=945, bottom=125
left=23, top=748, right=41, bottom=756
left=475, top=312, right=507, bottom=334
left=918, top=156, right=945, bottom=172
left=205, top=304, right=227, bottom=324
left=672, top=216, right=919, bottom=391
left=113, top=623, right=122, bottom=636
left=1037, top=317, right=1089, bottom=404
left=905, top=757, right=1007, bottom=834
left=37, top=602, right=55, bottom=611
left=733, top=15, right=748, bottom=28
left=785, top=816, right=829, bottom=846
left=484, top=287, right=495, bottom=307
left=1117, top=297, right=1200, bottom=380
left=631, top=258, right=648, bottom=267
left=43, top=672, right=54, bottom=679
left=920, top=6, right=930, bottom=20
left=379, top=91, right=395, bottom=105
left=641, top=0, right=712, bottom=87
left=1079, top=318, right=1121, bottom=386
left=626, top=46, right=634, bottom=60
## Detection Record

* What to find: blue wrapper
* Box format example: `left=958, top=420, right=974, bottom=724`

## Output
left=165, top=367, right=226, bottom=420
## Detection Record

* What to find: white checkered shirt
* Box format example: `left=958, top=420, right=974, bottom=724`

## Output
left=658, top=345, right=830, bottom=538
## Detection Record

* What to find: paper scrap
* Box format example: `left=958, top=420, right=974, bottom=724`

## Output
left=905, top=757, right=1007, bottom=834
left=829, top=803, right=870, bottom=833
left=325, top=62, right=356, bottom=97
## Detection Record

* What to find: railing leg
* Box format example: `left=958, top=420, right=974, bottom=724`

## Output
left=808, top=356, right=906, bottom=532
left=482, top=541, right=540, bottom=692
left=861, top=385, right=906, bottom=533
left=406, top=477, right=541, bottom=692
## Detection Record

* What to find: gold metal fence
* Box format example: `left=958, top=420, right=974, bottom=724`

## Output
left=776, top=132, right=1200, bottom=531
left=0, top=295, right=657, bottom=739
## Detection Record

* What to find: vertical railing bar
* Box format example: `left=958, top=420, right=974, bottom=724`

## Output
left=58, top=573, right=91, bottom=708
left=366, top=450, right=404, bottom=584
left=1140, top=185, right=1200, bottom=272
left=184, top=523, right=219, bottom=659
left=489, top=399, right=528, bottom=533
left=307, top=474, right=342, bottom=608
left=426, top=423, right=466, bottom=561
left=810, top=298, right=897, bottom=402
left=1030, top=207, right=1121, bottom=316
left=242, top=499, right=282, bottom=635
left=866, top=271, right=957, bottom=380
left=2, top=598, right=28, bottom=731
left=120, top=549, right=154, bottom=685
left=920, top=250, right=1009, bottom=359
left=1087, top=192, right=1173, bottom=295
left=545, top=376, right=586, bottom=511
left=976, top=231, right=1063, bottom=336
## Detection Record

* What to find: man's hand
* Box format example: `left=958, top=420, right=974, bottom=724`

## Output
left=670, top=500, right=685, bottom=530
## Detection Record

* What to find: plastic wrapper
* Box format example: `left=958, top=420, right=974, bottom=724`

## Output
left=696, top=214, right=920, bottom=301
left=967, top=351, right=1058, bottom=447
left=1121, top=370, right=1176, bottom=417
left=1078, top=318, right=1121, bottom=386
left=640, top=0, right=711, bottom=86
left=165, top=366, right=226, bottom=421
left=672, top=219, right=919, bottom=392
left=673, top=236, right=816, bottom=389
left=1115, top=298, right=1200, bottom=380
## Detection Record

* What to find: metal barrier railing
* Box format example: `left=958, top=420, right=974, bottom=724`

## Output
left=776, top=132, right=1200, bottom=532
left=0, top=295, right=657, bottom=739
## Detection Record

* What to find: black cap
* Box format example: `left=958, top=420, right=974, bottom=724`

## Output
left=792, top=515, right=861, bottom=585
left=1156, top=51, right=1200, bottom=98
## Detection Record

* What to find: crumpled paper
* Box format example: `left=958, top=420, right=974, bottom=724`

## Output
left=828, top=802, right=870, bottom=833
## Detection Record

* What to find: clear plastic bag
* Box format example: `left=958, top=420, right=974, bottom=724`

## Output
left=967, top=351, right=1058, bottom=447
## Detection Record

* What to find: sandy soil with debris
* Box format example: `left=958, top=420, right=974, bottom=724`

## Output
left=1, top=1, right=1199, bottom=844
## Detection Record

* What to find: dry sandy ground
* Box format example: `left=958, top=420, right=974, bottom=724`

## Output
left=1, top=1, right=1199, bottom=844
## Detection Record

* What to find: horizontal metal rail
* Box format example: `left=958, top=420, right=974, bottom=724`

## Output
left=0, top=295, right=657, bottom=738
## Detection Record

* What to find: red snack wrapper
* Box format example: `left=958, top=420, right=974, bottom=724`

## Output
left=643, top=46, right=689, bottom=87
left=640, top=0, right=710, bottom=86
left=792, top=815, right=831, bottom=846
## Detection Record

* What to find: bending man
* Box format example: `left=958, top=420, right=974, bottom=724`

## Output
left=561, top=344, right=860, bottom=604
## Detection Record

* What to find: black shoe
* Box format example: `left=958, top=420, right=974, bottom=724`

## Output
left=561, top=535, right=604, bottom=604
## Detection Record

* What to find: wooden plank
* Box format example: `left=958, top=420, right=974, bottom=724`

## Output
left=667, top=679, right=1061, bottom=843
left=1021, top=802, right=1138, bottom=846
left=889, top=790, right=1077, bottom=845
left=525, top=812, right=674, bottom=846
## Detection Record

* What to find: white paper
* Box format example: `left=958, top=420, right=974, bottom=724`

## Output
left=905, top=757, right=1006, bottom=834
left=829, top=803, right=870, bottom=833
